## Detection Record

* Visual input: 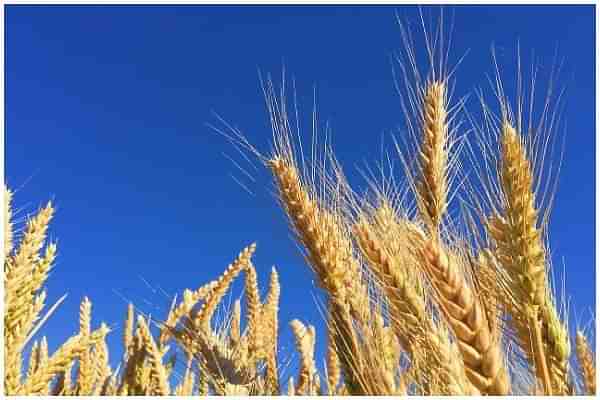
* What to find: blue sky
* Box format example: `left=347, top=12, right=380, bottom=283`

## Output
left=6, top=5, right=595, bottom=378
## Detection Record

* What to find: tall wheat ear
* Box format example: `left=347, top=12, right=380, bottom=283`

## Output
left=487, top=121, right=570, bottom=394
left=403, top=74, right=511, bottom=394
left=416, top=81, right=450, bottom=236
left=75, top=297, right=94, bottom=394
left=267, top=120, right=387, bottom=391
left=269, top=126, right=411, bottom=394
left=262, top=266, right=281, bottom=394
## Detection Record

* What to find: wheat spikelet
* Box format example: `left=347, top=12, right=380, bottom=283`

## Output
left=540, top=299, right=571, bottom=394
left=229, top=299, right=241, bottom=346
left=26, top=340, right=40, bottom=379
left=576, top=331, right=595, bottom=395
left=268, top=156, right=352, bottom=302
left=492, top=123, right=546, bottom=306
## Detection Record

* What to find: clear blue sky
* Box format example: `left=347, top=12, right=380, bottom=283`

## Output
left=6, top=5, right=595, bottom=376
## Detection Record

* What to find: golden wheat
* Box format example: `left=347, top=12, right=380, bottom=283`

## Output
left=576, top=330, right=596, bottom=395
left=3, top=17, right=594, bottom=396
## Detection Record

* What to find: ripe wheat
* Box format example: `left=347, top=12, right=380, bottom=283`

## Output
left=3, top=16, right=595, bottom=396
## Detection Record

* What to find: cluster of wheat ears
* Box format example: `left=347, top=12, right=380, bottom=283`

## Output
left=3, top=19, right=596, bottom=396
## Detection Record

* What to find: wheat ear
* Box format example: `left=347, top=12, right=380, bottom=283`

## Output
left=417, top=81, right=449, bottom=235
left=488, top=121, right=571, bottom=394
left=420, top=239, right=510, bottom=394
left=576, top=331, right=595, bottom=395
left=269, top=155, right=382, bottom=393
left=22, top=324, right=109, bottom=395
left=354, top=219, right=428, bottom=352
left=4, top=201, right=55, bottom=395
left=269, top=156, right=351, bottom=300
left=354, top=216, right=465, bottom=394
left=92, top=337, right=112, bottom=395
left=244, top=262, right=261, bottom=358
left=27, top=340, right=40, bottom=379
left=135, top=316, right=170, bottom=395
left=76, top=297, right=94, bottom=394
left=290, top=319, right=318, bottom=395
left=159, top=281, right=217, bottom=345
left=194, top=243, right=256, bottom=332
left=263, top=266, right=281, bottom=394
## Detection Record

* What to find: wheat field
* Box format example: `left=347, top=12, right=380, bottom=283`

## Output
left=3, top=14, right=596, bottom=397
